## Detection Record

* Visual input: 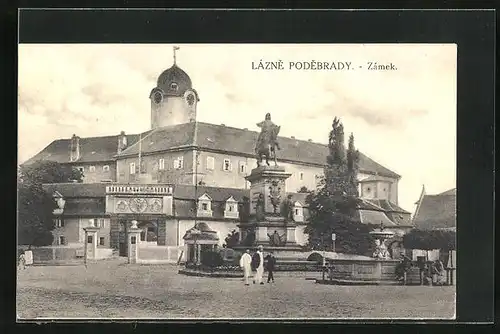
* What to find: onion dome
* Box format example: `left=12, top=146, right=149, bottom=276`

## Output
left=156, top=64, right=192, bottom=97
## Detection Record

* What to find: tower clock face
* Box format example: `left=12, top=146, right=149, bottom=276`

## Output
left=186, top=93, right=195, bottom=106
left=153, top=91, right=163, bottom=104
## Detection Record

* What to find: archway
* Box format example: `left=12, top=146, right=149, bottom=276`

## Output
left=137, top=221, right=158, bottom=243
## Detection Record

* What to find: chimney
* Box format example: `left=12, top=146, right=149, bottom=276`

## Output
left=308, top=139, right=312, bottom=142
left=291, top=136, right=295, bottom=139
left=117, top=131, right=128, bottom=153
left=221, top=124, right=226, bottom=127
left=70, top=134, right=80, bottom=162
left=243, top=128, right=248, bottom=131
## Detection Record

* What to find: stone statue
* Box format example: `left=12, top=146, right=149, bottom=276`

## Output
left=268, top=230, right=286, bottom=246
left=281, top=194, right=295, bottom=223
left=255, top=193, right=265, bottom=220
left=372, top=239, right=390, bottom=259
left=255, top=113, right=281, bottom=167
left=268, top=181, right=281, bottom=214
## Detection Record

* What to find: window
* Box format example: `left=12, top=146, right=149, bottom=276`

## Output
left=89, top=166, right=96, bottom=172
left=99, top=237, right=105, bottom=246
left=76, top=167, right=84, bottom=173
left=59, top=236, right=66, bottom=245
left=103, top=165, right=110, bottom=172
left=130, top=162, right=136, bottom=174
left=228, top=205, right=233, bottom=212
left=239, top=161, right=246, bottom=174
left=202, top=203, right=208, bottom=211
left=98, top=218, right=105, bottom=228
left=367, top=187, right=371, bottom=192
left=174, top=157, right=184, bottom=169
left=159, top=158, right=165, bottom=170
left=223, top=158, right=232, bottom=172
left=206, top=156, right=215, bottom=170
left=170, top=82, right=178, bottom=90
left=299, top=172, right=304, bottom=181
left=295, top=208, right=300, bottom=215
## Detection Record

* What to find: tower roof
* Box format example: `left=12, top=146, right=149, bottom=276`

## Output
left=156, top=64, right=192, bottom=96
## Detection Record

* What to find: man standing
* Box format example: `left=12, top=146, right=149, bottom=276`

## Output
left=265, top=251, right=277, bottom=283
left=239, top=249, right=252, bottom=286
left=251, top=245, right=265, bottom=285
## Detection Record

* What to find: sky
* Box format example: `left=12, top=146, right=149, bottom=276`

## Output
left=18, top=44, right=457, bottom=213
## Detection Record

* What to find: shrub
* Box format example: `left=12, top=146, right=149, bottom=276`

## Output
left=200, top=251, right=224, bottom=268
left=403, top=229, right=456, bottom=251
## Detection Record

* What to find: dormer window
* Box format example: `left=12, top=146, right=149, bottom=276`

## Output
left=159, top=158, right=165, bottom=170
left=89, top=166, right=96, bottom=172
left=293, top=201, right=304, bottom=222
left=224, top=196, right=239, bottom=218
left=197, top=193, right=213, bottom=217
left=170, top=82, right=178, bottom=90
left=103, top=165, right=110, bottom=172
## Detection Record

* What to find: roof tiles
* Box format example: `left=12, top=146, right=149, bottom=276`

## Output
left=26, top=122, right=399, bottom=178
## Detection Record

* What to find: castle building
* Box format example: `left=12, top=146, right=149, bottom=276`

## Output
left=24, top=53, right=411, bottom=258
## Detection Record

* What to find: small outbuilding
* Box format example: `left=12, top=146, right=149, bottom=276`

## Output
left=183, top=222, right=219, bottom=265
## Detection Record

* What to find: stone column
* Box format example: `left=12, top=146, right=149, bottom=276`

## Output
left=196, top=243, right=201, bottom=265
left=127, top=220, right=142, bottom=264
left=84, top=226, right=100, bottom=264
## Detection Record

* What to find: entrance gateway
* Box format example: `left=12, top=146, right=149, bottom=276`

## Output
left=105, top=184, right=174, bottom=256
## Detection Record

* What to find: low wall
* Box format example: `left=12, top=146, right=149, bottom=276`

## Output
left=327, top=259, right=400, bottom=282
left=138, top=245, right=184, bottom=263
left=23, top=246, right=114, bottom=263
left=30, top=246, right=78, bottom=262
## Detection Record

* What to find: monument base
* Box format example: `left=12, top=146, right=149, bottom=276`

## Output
left=232, top=244, right=304, bottom=252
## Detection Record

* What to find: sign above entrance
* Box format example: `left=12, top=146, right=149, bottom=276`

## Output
left=106, top=185, right=174, bottom=195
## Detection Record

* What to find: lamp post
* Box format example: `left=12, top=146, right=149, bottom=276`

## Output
left=332, top=233, right=336, bottom=253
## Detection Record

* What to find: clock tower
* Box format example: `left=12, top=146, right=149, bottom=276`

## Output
left=149, top=47, right=200, bottom=129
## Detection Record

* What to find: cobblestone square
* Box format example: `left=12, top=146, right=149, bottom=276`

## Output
left=17, top=259, right=455, bottom=319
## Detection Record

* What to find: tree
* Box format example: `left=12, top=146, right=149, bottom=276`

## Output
left=297, top=186, right=310, bottom=193
left=305, top=118, right=375, bottom=255
left=403, top=229, right=456, bottom=251
left=20, top=160, right=83, bottom=184
left=17, top=161, right=83, bottom=247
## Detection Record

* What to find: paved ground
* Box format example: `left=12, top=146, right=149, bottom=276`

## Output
left=17, top=258, right=455, bottom=319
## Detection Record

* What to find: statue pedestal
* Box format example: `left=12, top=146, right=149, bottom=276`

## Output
left=236, top=166, right=302, bottom=252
